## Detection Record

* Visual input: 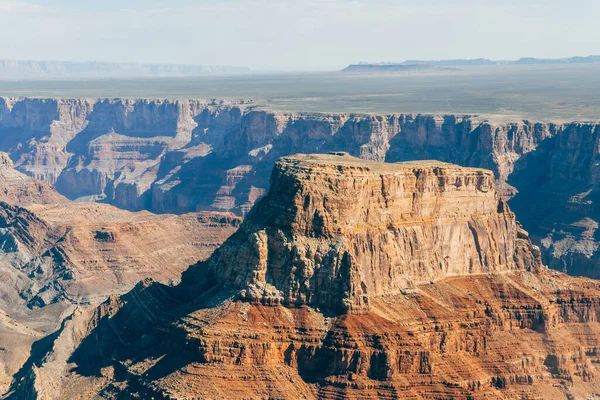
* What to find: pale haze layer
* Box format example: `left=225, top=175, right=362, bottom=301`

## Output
left=1, top=0, right=598, bottom=70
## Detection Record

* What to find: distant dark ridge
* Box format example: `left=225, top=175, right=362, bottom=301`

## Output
left=400, top=58, right=496, bottom=66
left=515, top=56, right=600, bottom=64
left=399, top=55, right=600, bottom=66
left=0, top=60, right=251, bottom=79
left=342, top=63, right=457, bottom=73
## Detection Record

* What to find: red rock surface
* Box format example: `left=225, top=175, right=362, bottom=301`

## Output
left=0, top=157, right=241, bottom=394
left=11, top=155, right=600, bottom=399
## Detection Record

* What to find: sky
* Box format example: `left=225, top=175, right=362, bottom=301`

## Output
left=0, top=0, right=598, bottom=70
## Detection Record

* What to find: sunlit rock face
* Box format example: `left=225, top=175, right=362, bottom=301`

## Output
left=12, top=154, right=600, bottom=400
left=208, top=153, right=542, bottom=312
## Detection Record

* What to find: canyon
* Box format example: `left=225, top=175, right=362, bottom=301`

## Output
left=3, top=97, right=600, bottom=398
left=0, top=152, right=239, bottom=394
left=9, top=153, right=600, bottom=399
left=0, top=97, right=599, bottom=279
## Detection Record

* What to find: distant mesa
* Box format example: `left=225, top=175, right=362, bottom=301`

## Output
left=401, top=55, right=600, bottom=67
left=400, top=58, right=497, bottom=66
left=0, top=59, right=251, bottom=79
left=341, top=63, right=458, bottom=74
left=345, top=55, right=600, bottom=70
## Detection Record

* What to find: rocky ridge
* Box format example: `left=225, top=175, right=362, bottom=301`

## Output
left=12, top=155, right=600, bottom=399
left=0, top=157, right=240, bottom=394
left=0, top=152, right=67, bottom=206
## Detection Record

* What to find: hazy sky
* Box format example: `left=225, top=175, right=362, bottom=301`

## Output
left=0, top=0, right=598, bottom=70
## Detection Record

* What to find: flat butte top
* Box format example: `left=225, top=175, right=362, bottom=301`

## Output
left=278, top=152, right=491, bottom=175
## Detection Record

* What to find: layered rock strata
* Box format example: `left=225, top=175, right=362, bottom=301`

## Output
left=509, top=123, right=600, bottom=278
left=13, top=155, right=600, bottom=400
left=0, top=152, right=67, bottom=206
left=1, top=97, right=600, bottom=280
left=0, top=157, right=241, bottom=394
left=207, top=153, right=542, bottom=312
left=0, top=98, right=556, bottom=213
left=0, top=200, right=240, bottom=394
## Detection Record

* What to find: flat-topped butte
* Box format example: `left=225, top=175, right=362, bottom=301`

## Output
left=207, top=153, right=542, bottom=312
left=277, top=152, right=491, bottom=174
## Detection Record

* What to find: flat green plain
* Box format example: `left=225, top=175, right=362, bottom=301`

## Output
left=1, top=64, right=599, bottom=122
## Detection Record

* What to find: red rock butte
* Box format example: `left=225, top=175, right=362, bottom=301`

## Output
left=10, top=154, right=600, bottom=400
left=208, top=152, right=542, bottom=312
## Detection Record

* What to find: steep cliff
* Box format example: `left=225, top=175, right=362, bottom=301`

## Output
left=15, top=155, right=600, bottom=400
left=207, top=154, right=541, bottom=313
left=1, top=97, right=600, bottom=278
left=0, top=98, right=554, bottom=213
left=509, top=123, right=600, bottom=278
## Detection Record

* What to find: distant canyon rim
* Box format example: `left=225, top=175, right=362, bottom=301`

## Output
left=1, top=97, right=599, bottom=281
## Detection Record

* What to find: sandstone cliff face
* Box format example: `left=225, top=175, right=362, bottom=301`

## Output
left=208, top=154, right=542, bottom=313
left=0, top=98, right=554, bottom=213
left=147, top=111, right=559, bottom=216
left=0, top=98, right=90, bottom=185
left=15, top=156, right=600, bottom=400
left=1, top=97, right=599, bottom=278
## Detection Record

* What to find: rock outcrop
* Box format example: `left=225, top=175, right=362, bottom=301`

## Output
left=0, top=152, right=67, bottom=206
left=207, top=154, right=542, bottom=312
left=0, top=199, right=240, bottom=394
left=0, top=154, right=241, bottom=394
left=14, top=155, right=600, bottom=400
left=1, top=97, right=600, bottom=278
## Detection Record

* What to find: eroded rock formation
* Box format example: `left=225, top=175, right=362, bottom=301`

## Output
left=1, top=97, right=600, bottom=281
left=509, top=123, right=600, bottom=278
left=0, top=98, right=554, bottom=213
left=12, top=155, right=600, bottom=400
left=0, top=152, right=67, bottom=206
left=0, top=158, right=240, bottom=394
left=208, top=154, right=542, bottom=313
